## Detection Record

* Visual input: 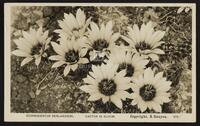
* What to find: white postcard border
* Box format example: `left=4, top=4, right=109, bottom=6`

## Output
left=4, top=3, right=196, bottom=122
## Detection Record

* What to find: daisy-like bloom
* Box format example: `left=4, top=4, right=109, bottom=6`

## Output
left=108, top=48, right=149, bottom=79
left=12, top=27, right=51, bottom=66
left=49, top=37, right=89, bottom=76
left=121, top=21, right=165, bottom=61
left=130, top=68, right=171, bottom=112
left=55, top=8, right=91, bottom=40
left=79, top=63, right=131, bottom=109
left=84, top=21, right=120, bottom=61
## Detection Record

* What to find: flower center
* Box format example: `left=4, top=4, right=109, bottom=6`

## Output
left=72, top=27, right=81, bottom=34
left=31, top=42, right=43, bottom=55
left=72, top=27, right=80, bottom=31
left=139, top=84, right=156, bottom=101
left=65, top=50, right=79, bottom=63
left=92, top=39, right=109, bottom=51
left=117, top=63, right=135, bottom=77
left=98, top=79, right=117, bottom=96
left=71, top=27, right=82, bottom=39
left=135, top=42, right=151, bottom=52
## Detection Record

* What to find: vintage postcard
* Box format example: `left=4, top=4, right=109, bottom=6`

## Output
left=4, top=3, right=196, bottom=122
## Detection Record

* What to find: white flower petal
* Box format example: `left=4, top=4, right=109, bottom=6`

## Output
left=158, top=96, right=171, bottom=103
left=40, top=31, right=49, bottom=43
left=145, top=101, right=154, bottom=110
left=157, top=82, right=171, bottom=92
left=45, top=38, right=51, bottom=48
left=64, top=66, right=70, bottom=76
left=142, top=49, right=152, bottom=54
left=52, top=61, right=66, bottom=68
left=116, top=91, right=132, bottom=100
left=51, top=42, right=65, bottom=56
left=88, top=30, right=97, bottom=42
left=152, top=102, right=162, bottom=113
left=144, top=21, right=153, bottom=36
left=71, top=64, right=78, bottom=71
left=35, top=56, right=41, bottom=66
left=152, top=41, right=165, bottom=49
left=149, top=31, right=165, bottom=45
left=12, top=50, right=30, bottom=57
left=163, top=97, right=171, bottom=103
left=88, top=93, right=103, bottom=101
left=79, top=85, right=97, bottom=93
left=153, top=72, right=164, bottom=84
left=137, top=99, right=147, bottom=112
left=79, top=58, right=89, bottom=64
left=76, top=9, right=86, bottom=27
left=64, top=14, right=76, bottom=29
left=121, top=35, right=134, bottom=47
left=152, top=48, right=165, bottom=54
left=105, top=21, right=113, bottom=41
left=130, top=83, right=141, bottom=93
left=30, top=28, right=38, bottom=41
left=116, top=69, right=126, bottom=77
left=145, top=28, right=154, bottom=44
left=79, top=48, right=88, bottom=57
left=22, top=31, right=36, bottom=45
left=101, top=63, right=117, bottom=79
left=57, top=21, right=72, bottom=35
left=110, top=95, right=123, bottom=109
left=63, top=13, right=73, bottom=30
left=59, top=37, right=68, bottom=48
left=133, top=24, right=140, bottom=42
left=83, top=76, right=96, bottom=85
left=91, top=65, right=103, bottom=79
left=116, top=78, right=131, bottom=90
left=136, top=59, right=149, bottom=67
left=144, top=68, right=154, bottom=83
left=69, top=13, right=79, bottom=28
left=153, top=96, right=164, bottom=105
left=13, top=39, right=31, bottom=53
left=177, top=7, right=184, bottom=14
left=127, top=26, right=137, bottom=44
left=131, top=99, right=138, bottom=106
left=110, top=33, right=120, bottom=43
left=21, top=57, right=33, bottom=66
left=90, top=22, right=100, bottom=39
left=100, top=23, right=106, bottom=40
left=140, top=23, right=146, bottom=42
left=36, top=26, right=42, bottom=37
left=102, top=96, right=109, bottom=104
left=80, top=17, right=91, bottom=35
left=49, top=55, right=65, bottom=61
left=148, top=53, right=159, bottom=61
left=18, top=37, right=33, bottom=46
left=185, top=7, right=190, bottom=13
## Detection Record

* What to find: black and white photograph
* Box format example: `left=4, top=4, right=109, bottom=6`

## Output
left=4, top=3, right=196, bottom=122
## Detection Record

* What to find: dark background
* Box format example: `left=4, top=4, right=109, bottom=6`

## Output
left=0, top=0, right=199, bottom=126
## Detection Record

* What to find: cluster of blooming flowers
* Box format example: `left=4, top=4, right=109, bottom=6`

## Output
left=12, top=8, right=172, bottom=113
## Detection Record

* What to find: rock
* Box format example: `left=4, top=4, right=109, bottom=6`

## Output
left=15, top=74, right=27, bottom=83
left=29, top=91, right=36, bottom=98
left=43, top=7, right=53, bottom=17
left=35, top=89, right=41, bottom=96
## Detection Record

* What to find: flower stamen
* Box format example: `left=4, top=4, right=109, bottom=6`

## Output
left=65, top=50, right=79, bottom=63
left=139, top=84, right=156, bottom=101
left=135, top=42, right=151, bottom=52
left=117, top=63, right=135, bottom=77
left=92, top=39, right=109, bottom=51
left=98, top=79, right=117, bottom=96
left=31, top=42, right=43, bottom=55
